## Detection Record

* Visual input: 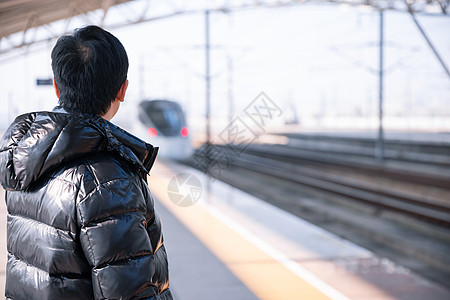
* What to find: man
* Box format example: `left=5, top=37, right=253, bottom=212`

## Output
left=0, top=25, right=172, bottom=300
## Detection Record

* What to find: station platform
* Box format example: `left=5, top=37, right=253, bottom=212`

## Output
left=148, top=159, right=450, bottom=300
left=1, top=159, right=450, bottom=299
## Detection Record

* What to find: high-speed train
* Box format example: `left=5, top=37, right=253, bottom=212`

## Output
left=132, top=99, right=193, bottom=160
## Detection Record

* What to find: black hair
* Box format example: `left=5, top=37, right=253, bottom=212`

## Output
left=51, top=25, right=128, bottom=115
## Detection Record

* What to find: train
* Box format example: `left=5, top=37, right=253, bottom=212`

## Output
left=131, top=99, right=193, bottom=160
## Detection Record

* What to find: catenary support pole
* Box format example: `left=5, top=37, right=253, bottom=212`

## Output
left=409, top=12, right=450, bottom=80
left=376, top=9, right=385, bottom=162
left=227, top=54, right=234, bottom=125
left=205, top=10, right=212, bottom=177
left=205, top=10, right=211, bottom=147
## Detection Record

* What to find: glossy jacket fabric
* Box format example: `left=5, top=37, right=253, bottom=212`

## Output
left=0, top=108, right=172, bottom=300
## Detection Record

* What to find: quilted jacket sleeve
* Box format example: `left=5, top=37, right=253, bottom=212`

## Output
left=76, top=175, right=158, bottom=300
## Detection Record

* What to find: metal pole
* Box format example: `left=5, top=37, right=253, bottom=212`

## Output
left=376, top=9, right=384, bottom=161
left=205, top=10, right=211, bottom=147
left=204, top=10, right=212, bottom=181
left=409, top=12, right=450, bottom=80
left=227, top=54, right=234, bottom=125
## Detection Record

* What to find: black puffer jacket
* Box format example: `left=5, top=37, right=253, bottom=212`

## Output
left=0, top=108, right=172, bottom=300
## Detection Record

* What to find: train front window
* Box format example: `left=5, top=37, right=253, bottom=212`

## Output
left=139, top=101, right=185, bottom=136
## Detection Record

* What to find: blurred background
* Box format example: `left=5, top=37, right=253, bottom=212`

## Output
left=1, top=1, right=449, bottom=133
left=1, top=1, right=449, bottom=299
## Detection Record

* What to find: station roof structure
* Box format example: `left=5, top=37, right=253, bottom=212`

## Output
left=0, top=0, right=448, bottom=61
left=0, top=0, right=132, bottom=40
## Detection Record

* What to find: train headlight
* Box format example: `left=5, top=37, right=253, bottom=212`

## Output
left=180, top=127, right=189, bottom=137
left=148, top=127, right=158, bottom=137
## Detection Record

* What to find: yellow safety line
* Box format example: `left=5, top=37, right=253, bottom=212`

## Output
left=149, top=172, right=331, bottom=300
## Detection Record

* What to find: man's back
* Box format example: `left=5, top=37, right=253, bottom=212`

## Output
left=0, top=111, right=172, bottom=299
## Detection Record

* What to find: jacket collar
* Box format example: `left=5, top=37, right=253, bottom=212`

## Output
left=0, top=108, right=158, bottom=191
left=52, top=106, right=158, bottom=173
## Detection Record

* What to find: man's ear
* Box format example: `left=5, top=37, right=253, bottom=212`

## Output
left=53, top=78, right=60, bottom=98
left=116, top=79, right=128, bottom=102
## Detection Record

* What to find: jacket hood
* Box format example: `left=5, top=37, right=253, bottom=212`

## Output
left=0, top=108, right=158, bottom=191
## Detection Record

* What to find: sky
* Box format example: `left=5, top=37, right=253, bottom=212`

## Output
left=0, top=2, right=449, bottom=132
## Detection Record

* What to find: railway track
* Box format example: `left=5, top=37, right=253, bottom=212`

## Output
left=243, top=143, right=450, bottom=189
left=196, top=144, right=450, bottom=228
left=277, top=133, right=450, bottom=167
left=187, top=142, right=450, bottom=287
